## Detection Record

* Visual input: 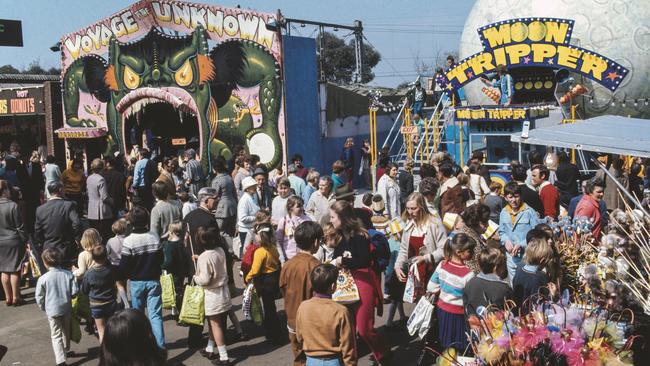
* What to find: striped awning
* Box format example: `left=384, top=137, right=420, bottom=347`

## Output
left=55, top=127, right=107, bottom=139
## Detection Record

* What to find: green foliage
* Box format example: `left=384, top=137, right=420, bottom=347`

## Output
left=320, top=32, right=381, bottom=84
left=0, top=60, right=60, bottom=75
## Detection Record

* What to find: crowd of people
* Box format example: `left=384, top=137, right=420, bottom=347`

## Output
left=1, top=136, right=650, bottom=366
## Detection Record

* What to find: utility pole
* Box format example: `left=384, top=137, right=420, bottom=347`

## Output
left=353, top=20, right=363, bottom=83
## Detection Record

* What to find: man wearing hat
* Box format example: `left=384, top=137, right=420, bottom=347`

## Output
left=182, top=186, right=234, bottom=348
left=333, top=184, right=355, bottom=203
left=253, top=167, right=274, bottom=210
left=287, top=163, right=306, bottom=198
left=237, top=177, right=260, bottom=254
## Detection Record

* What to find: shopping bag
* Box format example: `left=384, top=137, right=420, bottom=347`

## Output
left=178, top=282, right=205, bottom=326
left=242, top=283, right=254, bottom=320
left=242, top=283, right=264, bottom=325
left=407, top=296, right=435, bottom=339
left=28, top=250, right=42, bottom=278
left=403, top=263, right=424, bottom=304
left=70, top=314, right=82, bottom=344
left=160, top=273, right=176, bottom=309
left=250, top=289, right=264, bottom=326
left=332, top=268, right=360, bottom=304
left=72, top=294, right=91, bottom=320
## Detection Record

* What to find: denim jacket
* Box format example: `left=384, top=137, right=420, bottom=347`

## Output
left=35, top=267, right=79, bottom=317
left=498, top=204, right=541, bottom=248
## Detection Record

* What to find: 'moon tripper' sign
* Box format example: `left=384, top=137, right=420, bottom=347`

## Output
left=443, top=18, right=629, bottom=92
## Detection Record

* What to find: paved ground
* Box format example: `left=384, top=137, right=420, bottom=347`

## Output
left=0, top=268, right=420, bottom=366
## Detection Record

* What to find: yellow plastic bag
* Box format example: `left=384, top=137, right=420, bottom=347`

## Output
left=178, top=282, right=204, bottom=326
left=160, top=273, right=176, bottom=309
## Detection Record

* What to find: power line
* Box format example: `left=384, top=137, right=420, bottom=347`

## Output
left=362, top=34, right=412, bottom=83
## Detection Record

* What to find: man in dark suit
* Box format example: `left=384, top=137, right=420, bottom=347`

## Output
left=102, top=156, right=127, bottom=218
left=511, top=163, right=544, bottom=218
left=555, top=152, right=580, bottom=209
left=34, top=181, right=81, bottom=268
left=17, top=153, right=44, bottom=234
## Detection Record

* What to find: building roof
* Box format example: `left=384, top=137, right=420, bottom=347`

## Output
left=511, top=115, right=650, bottom=158
left=0, top=74, right=59, bottom=84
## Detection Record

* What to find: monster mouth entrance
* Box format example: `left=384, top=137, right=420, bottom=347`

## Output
left=118, top=87, right=204, bottom=160
left=123, top=101, right=201, bottom=158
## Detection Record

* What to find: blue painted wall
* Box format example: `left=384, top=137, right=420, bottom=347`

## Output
left=282, top=35, right=322, bottom=171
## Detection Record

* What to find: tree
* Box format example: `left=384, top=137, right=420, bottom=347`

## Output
left=320, top=32, right=381, bottom=84
left=0, top=61, right=59, bottom=75
left=0, top=64, right=20, bottom=74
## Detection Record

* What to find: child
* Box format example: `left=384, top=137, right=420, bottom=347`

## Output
left=463, top=247, right=512, bottom=315
left=245, top=222, right=283, bottom=343
left=280, top=221, right=323, bottom=366
left=73, top=228, right=101, bottom=279
left=296, top=264, right=356, bottom=366
left=74, top=228, right=101, bottom=334
left=483, top=181, right=504, bottom=224
left=80, top=245, right=117, bottom=342
left=161, top=221, right=188, bottom=315
left=193, top=227, right=232, bottom=365
left=361, top=192, right=374, bottom=215
left=106, top=218, right=129, bottom=308
left=255, top=209, right=272, bottom=226
left=36, top=248, right=79, bottom=366
left=178, top=190, right=197, bottom=218
left=314, top=223, right=340, bottom=263
left=512, top=237, right=556, bottom=305
left=276, top=196, right=312, bottom=262
left=427, top=233, right=476, bottom=351
left=271, top=178, right=291, bottom=224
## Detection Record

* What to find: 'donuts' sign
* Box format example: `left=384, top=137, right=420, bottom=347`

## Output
left=442, top=18, right=629, bottom=92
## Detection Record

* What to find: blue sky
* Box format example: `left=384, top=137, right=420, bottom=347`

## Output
left=0, top=0, right=475, bottom=87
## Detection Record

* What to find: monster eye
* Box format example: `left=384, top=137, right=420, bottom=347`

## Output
left=175, top=59, right=193, bottom=87
left=123, top=65, right=140, bottom=90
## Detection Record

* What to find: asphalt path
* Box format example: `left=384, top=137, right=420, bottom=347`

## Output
left=0, top=266, right=420, bottom=366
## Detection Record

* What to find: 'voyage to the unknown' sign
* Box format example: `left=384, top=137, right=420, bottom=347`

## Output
left=442, top=18, right=628, bottom=92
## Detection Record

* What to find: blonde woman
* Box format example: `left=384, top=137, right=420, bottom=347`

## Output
left=394, top=192, right=448, bottom=284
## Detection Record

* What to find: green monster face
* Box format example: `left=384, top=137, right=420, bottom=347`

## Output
left=107, top=27, right=212, bottom=172
left=62, top=25, right=283, bottom=173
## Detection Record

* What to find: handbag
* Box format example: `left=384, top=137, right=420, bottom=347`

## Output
left=178, top=280, right=205, bottom=326
left=403, top=263, right=424, bottom=303
left=332, top=268, right=360, bottom=304
left=160, top=272, right=176, bottom=309
left=407, top=295, right=435, bottom=340
left=28, top=250, right=42, bottom=278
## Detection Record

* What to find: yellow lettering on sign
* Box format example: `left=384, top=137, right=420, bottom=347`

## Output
left=456, top=110, right=471, bottom=119
left=527, top=21, right=546, bottom=42
left=446, top=62, right=470, bottom=84
left=0, top=100, right=7, bottom=114
left=505, top=44, right=530, bottom=64
left=467, top=53, right=495, bottom=76
left=482, top=24, right=511, bottom=48
left=514, top=110, right=526, bottom=119
left=493, top=48, right=507, bottom=66
left=531, top=43, right=557, bottom=63
left=557, top=45, right=582, bottom=69
left=545, top=21, right=569, bottom=44
left=580, top=53, right=608, bottom=81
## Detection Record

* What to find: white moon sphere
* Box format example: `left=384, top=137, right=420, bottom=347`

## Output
left=458, top=0, right=650, bottom=118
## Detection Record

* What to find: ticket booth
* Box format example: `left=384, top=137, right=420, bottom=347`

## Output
left=446, top=104, right=550, bottom=166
